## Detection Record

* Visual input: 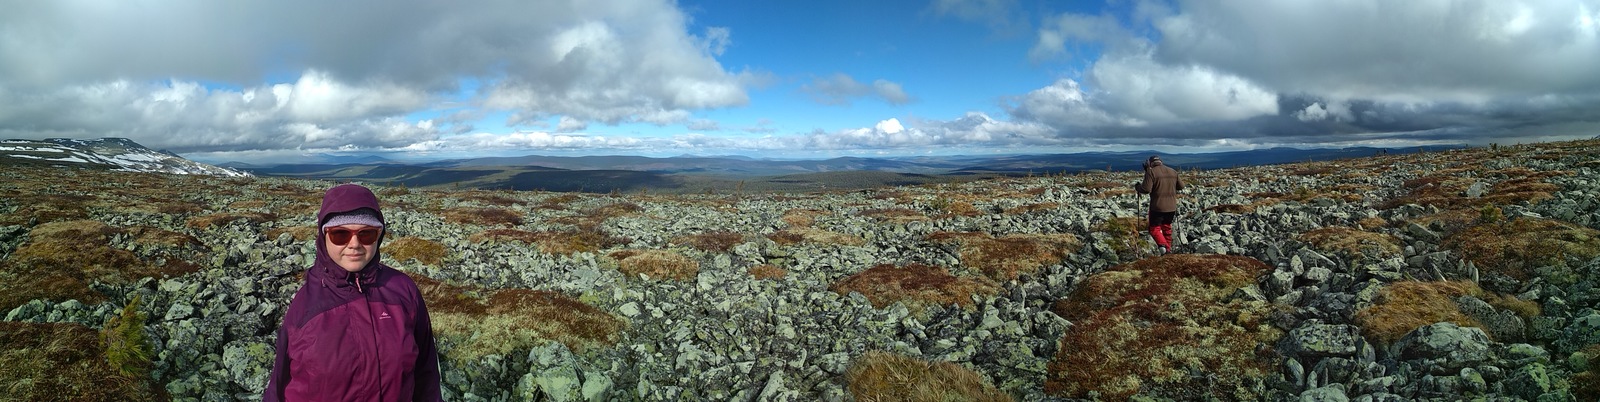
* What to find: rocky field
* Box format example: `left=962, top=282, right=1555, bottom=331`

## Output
left=3, top=140, right=1600, bottom=401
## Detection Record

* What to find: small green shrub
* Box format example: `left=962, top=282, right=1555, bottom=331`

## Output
left=102, top=294, right=155, bottom=379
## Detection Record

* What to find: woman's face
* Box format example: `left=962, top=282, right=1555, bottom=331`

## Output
left=324, top=224, right=380, bottom=272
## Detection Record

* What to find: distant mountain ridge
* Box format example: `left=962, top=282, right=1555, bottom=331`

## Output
left=0, top=138, right=249, bottom=177
left=238, top=145, right=1457, bottom=193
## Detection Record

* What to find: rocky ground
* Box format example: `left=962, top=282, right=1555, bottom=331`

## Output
left=3, top=140, right=1600, bottom=401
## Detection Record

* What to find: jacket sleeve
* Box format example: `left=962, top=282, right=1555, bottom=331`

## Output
left=414, top=293, right=444, bottom=401
left=263, top=325, right=292, bottom=402
left=1135, top=169, right=1154, bottom=194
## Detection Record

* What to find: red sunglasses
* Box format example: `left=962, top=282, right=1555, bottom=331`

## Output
left=326, top=227, right=381, bottom=246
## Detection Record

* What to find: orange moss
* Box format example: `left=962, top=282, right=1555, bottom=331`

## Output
left=414, top=276, right=622, bottom=360
left=829, top=263, right=997, bottom=311
left=1046, top=254, right=1279, bottom=400
left=1352, top=281, right=1486, bottom=345
left=767, top=227, right=866, bottom=247
left=930, top=233, right=1079, bottom=281
left=846, top=351, right=1012, bottom=402
left=610, top=249, right=699, bottom=281
left=385, top=237, right=448, bottom=266
left=186, top=211, right=278, bottom=230
left=1444, top=217, right=1600, bottom=280
left=2, top=220, right=200, bottom=311
left=265, top=226, right=318, bottom=243
left=1003, top=203, right=1058, bottom=215
left=671, top=230, right=746, bottom=253
left=1298, top=226, right=1402, bottom=261
left=441, top=207, right=524, bottom=227
left=781, top=208, right=828, bottom=227
left=748, top=264, right=787, bottom=280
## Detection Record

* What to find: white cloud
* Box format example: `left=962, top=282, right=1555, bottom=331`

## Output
left=0, top=73, right=438, bottom=152
left=1294, top=101, right=1353, bottom=122
left=1153, top=0, right=1600, bottom=103
left=0, top=0, right=748, bottom=151
left=801, top=73, right=915, bottom=106
left=874, top=118, right=905, bottom=134
left=557, top=116, right=588, bottom=133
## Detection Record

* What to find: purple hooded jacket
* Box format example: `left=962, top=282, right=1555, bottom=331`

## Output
left=264, top=184, right=442, bottom=402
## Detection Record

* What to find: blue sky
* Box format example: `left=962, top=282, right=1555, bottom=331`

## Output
left=2, top=0, right=1598, bottom=164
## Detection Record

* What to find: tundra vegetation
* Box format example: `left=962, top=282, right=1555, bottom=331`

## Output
left=1, top=139, right=1598, bottom=400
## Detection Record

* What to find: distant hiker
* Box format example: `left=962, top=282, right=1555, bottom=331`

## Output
left=1135, top=155, right=1184, bottom=254
left=265, top=184, right=442, bottom=401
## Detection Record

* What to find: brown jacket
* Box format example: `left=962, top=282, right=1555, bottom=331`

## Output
left=1136, top=161, right=1183, bottom=213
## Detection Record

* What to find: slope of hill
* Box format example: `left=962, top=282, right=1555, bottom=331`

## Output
left=0, top=138, right=249, bottom=177
left=1, top=139, right=1598, bottom=401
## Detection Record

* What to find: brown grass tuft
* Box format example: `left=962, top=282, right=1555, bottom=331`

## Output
left=767, top=227, right=866, bottom=247
left=2, top=220, right=201, bottom=311
left=0, top=194, right=92, bottom=225
left=1352, top=281, right=1485, bottom=345
left=1003, top=203, right=1058, bottom=215
left=441, top=207, right=524, bottom=227
left=930, top=233, right=1079, bottom=281
left=265, top=226, right=318, bottom=243
left=610, top=249, right=699, bottom=281
left=415, top=276, right=623, bottom=361
left=1206, top=204, right=1256, bottom=214
left=1576, top=344, right=1600, bottom=401
left=1444, top=217, right=1600, bottom=280
left=385, top=237, right=448, bottom=266
left=1046, top=254, right=1279, bottom=400
left=185, top=211, right=278, bottom=230
left=671, top=230, right=746, bottom=253
left=129, top=226, right=204, bottom=249
left=748, top=264, right=787, bottom=280
left=845, top=351, right=1013, bottom=402
left=0, top=322, right=162, bottom=401
left=456, top=190, right=524, bottom=206
left=1298, top=226, right=1402, bottom=261
left=781, top=208, right=828, bottom=227
left=829, top=263, right=998, bottom=311
left=858, top=207, right=929, bottom=223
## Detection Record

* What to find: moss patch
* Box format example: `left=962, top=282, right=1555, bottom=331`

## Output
left=1298, top=226, right=1402, bottom=261
left=1352, top=280, right=1539, bottom=345
left=385, top=236, right=449, bottom=266
left=0, top=321, right=162, bottom=401
left=1443, top=217, right=1600, bottom=281
left=1046, top=254, right=1281, bottom=400
left=1, top=220, right=200, bottom=311
left=830, top=263, right=997, bottom=312
left=929, top=232, right=1079, bottom=282
left=846, top=351, right=1012, bottom=402
left=609, top=249, right=699, bottom=281
left=416, top=276, right=623, bottom=362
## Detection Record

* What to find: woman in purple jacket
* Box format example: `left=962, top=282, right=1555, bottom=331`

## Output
left=265, top=183, right=442, bottom=401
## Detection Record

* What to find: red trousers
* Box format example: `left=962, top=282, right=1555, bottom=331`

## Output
left=1148, top=211, right=1176, bottom=249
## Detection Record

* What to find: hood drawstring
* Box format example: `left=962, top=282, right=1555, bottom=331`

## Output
left=347, top=272, right=365, bottom=294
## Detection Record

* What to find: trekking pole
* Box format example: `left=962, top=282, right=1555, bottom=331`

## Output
left=1132, top=185, right=1144, bottom=258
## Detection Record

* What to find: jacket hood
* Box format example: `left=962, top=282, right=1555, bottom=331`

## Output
left=313, top=184, right=387, bottom=289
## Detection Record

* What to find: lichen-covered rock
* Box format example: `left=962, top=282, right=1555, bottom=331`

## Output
left=1281, top=321, right=1365, bottom=359
left=222, top=337, right=275, bottom=393
left=1394, top=323, right=1492, bottom=372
